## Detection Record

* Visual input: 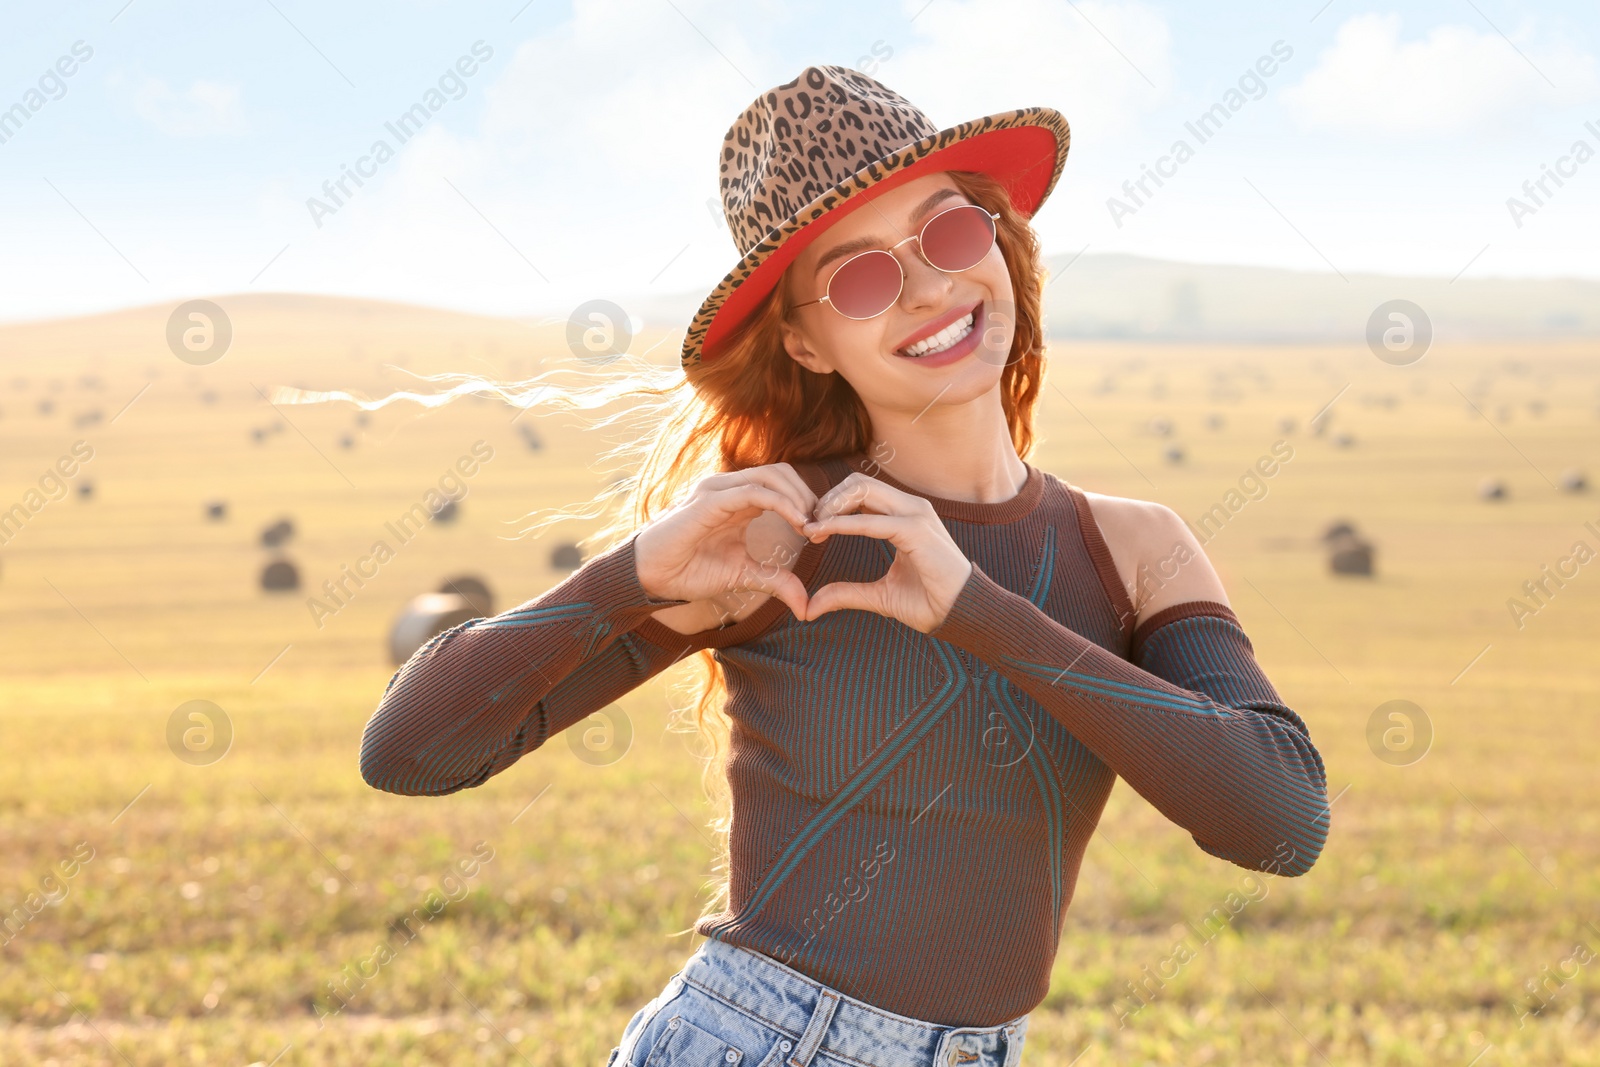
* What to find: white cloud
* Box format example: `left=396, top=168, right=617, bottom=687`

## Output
left=130, top=76, right=246, bottom=137
left=275, top=0, right=1172, bottom=321
left=253, top=0, right=750, bottom=321
left=889, top=0, right=1170, bottom=138
left=1282, top=12, right=1598, bottom=134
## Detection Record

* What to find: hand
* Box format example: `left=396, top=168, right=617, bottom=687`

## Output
left=635, top=463, right=817, bottom=623
left=798, top=473, right=974, bottom=633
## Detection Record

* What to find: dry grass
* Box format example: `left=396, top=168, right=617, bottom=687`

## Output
left=0, top=296, right=1595, bottom=1064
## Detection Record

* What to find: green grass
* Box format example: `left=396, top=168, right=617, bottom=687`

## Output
left=1, top=298, right=1596, bottom=1064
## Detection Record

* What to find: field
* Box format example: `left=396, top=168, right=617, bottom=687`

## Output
left=1, top=293, right=1596, bottom=1065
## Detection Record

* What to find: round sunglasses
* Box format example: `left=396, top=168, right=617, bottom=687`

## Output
left=792, top=203, right=1002, bottom=320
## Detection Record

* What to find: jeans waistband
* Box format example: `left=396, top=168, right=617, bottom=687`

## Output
left=679, top=938, right=1029, bottom=1067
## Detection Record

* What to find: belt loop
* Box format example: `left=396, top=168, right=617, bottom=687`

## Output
left=786, top=988, right=839, bottom=1067
left=1001, top=1017, right=1027, bottom=1067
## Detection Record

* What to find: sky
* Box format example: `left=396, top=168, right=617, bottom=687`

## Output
left=1, top=0, right=1597, bottom=325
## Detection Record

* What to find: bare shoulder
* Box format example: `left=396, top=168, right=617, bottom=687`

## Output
left=1077, top=489, right=1231, bottom=621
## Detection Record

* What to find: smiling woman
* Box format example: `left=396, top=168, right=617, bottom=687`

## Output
left=344, top=62, right=1329, bottom=1067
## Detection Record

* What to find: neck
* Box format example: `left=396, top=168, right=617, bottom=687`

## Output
left=858, top=402, right=1029, bottom=505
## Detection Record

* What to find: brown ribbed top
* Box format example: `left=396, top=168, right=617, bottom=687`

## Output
left=358, top=452, right=1331, bottom=1027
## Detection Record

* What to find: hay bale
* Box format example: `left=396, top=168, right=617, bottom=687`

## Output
left=338, top=434, right=355, bottom=450
left=1163, top=444, right=1185, bottom=465
left=1322, top=520, right=1359, bottom=545
left=1479, top=478, right=1508, bottom=501
left=1277, top=416, right=1297, bottom=434
left=1332, top=431, right=1355, bottom=448
left=388, top=593, right=480, bottom=666
left=260, top=518, right=295, bottom=547
left=1330, top=539, right=1375, bottom=577
left=438, top=575, right=494, bottom=616
left=1205, top=413, right=1225, bottom=431
left=551, top=542, right=583, bottom=570
left=38, top=399, right=54, bottom=415
left=1148, top=416, right=1173, bottom=437
left=260, top=557, right=300, bottom=592
left=250, top=427, right=267, bottom=443
left=77, top=481, right=94, bottom=500
left=518, top=423, right=544, bottom=451
left=1559, top=469, right=1587, bottom=493
left=431, top=498, right=460, bottom=524
left=205, top=501, right=227, bottom=521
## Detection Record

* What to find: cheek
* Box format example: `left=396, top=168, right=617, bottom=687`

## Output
left=962, top=251, right=1013, bottom=331
left=807, top=317, right=890, bottom=374
left=981, top=251, right=1013, bottom=295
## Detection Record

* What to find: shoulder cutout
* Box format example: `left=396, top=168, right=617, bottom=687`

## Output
left=1062, top=482, right=1139, bottom=635
left=1075, top=489, right=1231, bottom=629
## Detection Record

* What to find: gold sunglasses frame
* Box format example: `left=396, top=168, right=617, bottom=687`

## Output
left=791, top=204, right=1002, bottom=320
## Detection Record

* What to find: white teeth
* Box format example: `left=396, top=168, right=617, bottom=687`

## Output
left=899, top=312, right=975, bottom=358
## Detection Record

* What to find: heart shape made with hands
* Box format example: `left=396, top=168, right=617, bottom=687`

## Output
left=679, top=508, right=809, bottom=629
left=733, top=479, right=973, bottom=633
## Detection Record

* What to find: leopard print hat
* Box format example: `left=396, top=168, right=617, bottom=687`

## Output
left=682, top=64, right=1070, bottom=374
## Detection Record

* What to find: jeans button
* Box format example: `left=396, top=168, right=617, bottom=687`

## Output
left=668, top=1017, right=680, bottom=1030
left=780, top=1040, right=792, bottom=1051
left=724, top=1051, right=739, bottom=1063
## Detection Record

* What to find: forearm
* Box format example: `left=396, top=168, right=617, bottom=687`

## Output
left=359, top=531, right=694, bottom=796
left=930, top=565, right=1330, bottom=875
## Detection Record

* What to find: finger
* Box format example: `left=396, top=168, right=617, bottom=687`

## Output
left=705, top=465, right=816, bottom=527
left=726, top=558, right=811, bottom=621
left=814, top=472, right=926, bottom=521
left=763, top=569, right=812, bottom=621
left=767, top=461, right=822, bottom=518
left=805, top=580, right=879, bottom=620
left=703, top=483, right=812, bottom=533
left=802, top=512, right=911, bottom=543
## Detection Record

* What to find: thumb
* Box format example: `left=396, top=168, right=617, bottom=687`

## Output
left=764, top=569, right=813, bottom=622
left=736, top=559, right=811, bottom=622
left=804, top=580, right=876, bottom=620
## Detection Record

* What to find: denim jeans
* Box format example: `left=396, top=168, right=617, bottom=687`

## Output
left=606, top=937, right=1029, bottom=1067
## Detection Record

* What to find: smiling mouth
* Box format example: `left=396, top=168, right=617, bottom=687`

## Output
left=895, top=304, right=980, bottom=358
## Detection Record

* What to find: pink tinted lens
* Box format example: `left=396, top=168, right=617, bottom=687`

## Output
left=828, top=250, right=904, bottom=318
left=920, top=204, right=996, bottom=271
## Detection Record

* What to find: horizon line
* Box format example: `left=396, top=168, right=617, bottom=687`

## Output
left=3, top=248, right=1599, bottom=332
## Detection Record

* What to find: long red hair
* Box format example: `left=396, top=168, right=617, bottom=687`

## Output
left=596, top=168, right=1052, bottom=929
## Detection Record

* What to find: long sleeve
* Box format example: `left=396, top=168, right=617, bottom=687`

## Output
left=359, top=531, right=709, bottom=796
left=930, top=565, right=1330, bottom=876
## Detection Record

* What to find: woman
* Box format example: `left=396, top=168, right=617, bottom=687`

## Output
left=357, top=65, right=1330, bottom=1067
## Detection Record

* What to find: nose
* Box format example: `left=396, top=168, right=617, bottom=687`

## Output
left=896, top=237, right=953, bottom=311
